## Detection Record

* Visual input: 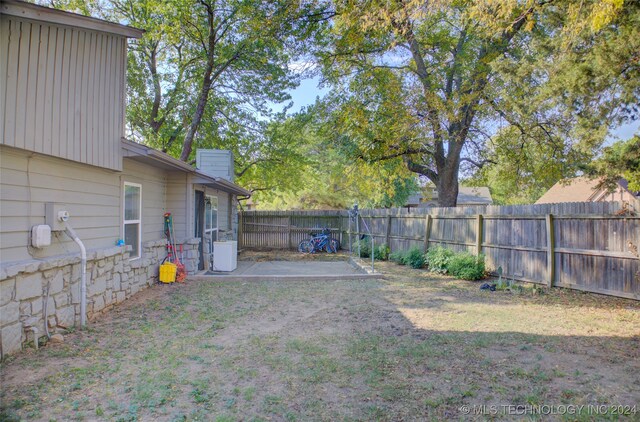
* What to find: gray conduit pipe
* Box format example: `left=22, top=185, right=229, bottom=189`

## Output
left=64, top=225, right=87, bottom=327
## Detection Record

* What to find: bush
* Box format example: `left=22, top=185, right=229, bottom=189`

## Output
left=352, top=236, right=371, bottom=258
left=447, top=252, right=486, bottom=280
left=425, top=246, right=455, bottom=273
left=406, top=247, right=426, bottom=269
left=374, top=244, right=390, bottom=260
left=389, top=250, right=409, bottom=265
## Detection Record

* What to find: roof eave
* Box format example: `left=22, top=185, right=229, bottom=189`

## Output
left=1, top=0, right=144, bottom=38
left=193, top=172, right=252, bottom=197
left=122, top=139, right=194, bottom=172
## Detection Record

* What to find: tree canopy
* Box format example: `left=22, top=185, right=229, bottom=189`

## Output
left=582, top=136, right=640, bottom=193
left=314, top=0, right=640, bottom=206
left=43, top=0, right=640, bottom=209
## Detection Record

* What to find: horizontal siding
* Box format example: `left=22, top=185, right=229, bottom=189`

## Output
left=0, top=146, right=121, bottom=263
left=1, top=15, right=125, bottom=171
left=121, top=159, right=168, bottom=244
left=166, top=172, right=188, bottom=241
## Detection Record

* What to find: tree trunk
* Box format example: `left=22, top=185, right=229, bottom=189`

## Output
left=179, top=78, right=211, bottom=161
left=436, top=168, right=459, bottom=207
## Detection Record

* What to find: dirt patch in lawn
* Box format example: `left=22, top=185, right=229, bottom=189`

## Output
left=1, top=258, right=639, bottom=421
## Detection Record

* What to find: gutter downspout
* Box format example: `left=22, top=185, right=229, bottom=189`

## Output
left=64, top=225, right=87, bottom=327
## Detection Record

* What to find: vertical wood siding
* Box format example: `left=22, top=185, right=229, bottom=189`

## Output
left=0, top=16, right=125, bottom=171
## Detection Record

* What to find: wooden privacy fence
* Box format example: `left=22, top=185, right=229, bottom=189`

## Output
left=239, top=202, right=640, bottom=300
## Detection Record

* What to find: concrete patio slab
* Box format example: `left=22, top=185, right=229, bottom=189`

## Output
left=189, top=260, right=383, bottom=281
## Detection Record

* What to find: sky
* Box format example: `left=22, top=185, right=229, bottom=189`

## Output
left=283, top=76, right=640, bottom=143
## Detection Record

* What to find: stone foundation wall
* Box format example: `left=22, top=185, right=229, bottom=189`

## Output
left=0, top=237, right=201, bottom=358
left=179, top=238, right=201, bottom=274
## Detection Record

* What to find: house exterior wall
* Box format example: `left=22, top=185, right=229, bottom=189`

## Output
left=0, top=240, right=199, bottom=358
left=121, top=159, right=168, bottom=243
left=166, top=171, right=189, bottom=242
left=0, top=146, right=121, bottom=263
left=0, top=149, right=202, bottom=357
left=0, top=14, right=126, bottom=171
left=0, top=147, right=202, bottom=265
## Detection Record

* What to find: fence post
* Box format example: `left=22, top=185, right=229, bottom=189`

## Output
left=475, top=214, right=484, bottom=256
left=238, top=212, right=243, bottom=248
left=356, top=215, right=361, bottom=258
left=287, top=216, right=292, bottom=249
left=348, top=214, right=352, bottom=254
left=424, top=214, right=433, bottom=252
left=546, top=214, right=555, bottom=287
left=385, top=214, right=392, bottom=248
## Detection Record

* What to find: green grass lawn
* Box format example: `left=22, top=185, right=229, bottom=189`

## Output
left=1, top=255, right=639, bottom=421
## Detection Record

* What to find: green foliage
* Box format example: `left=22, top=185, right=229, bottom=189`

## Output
left=462, top=125, right=592, bottom=205
left=424, top=247, right=485, bottom=280
left=389, top=250, right=409, bottom=265
left=255, top=105, right=420, bottom=210
left=374, top=244, right=390, bottom=261
left=447, top=253, right=486, bottom=281
left=406, top=247, right=426, bottom=269
left=389, top=247, right=425, bottom=268
left=318, top=0, right=639, bottom=206
left=494, top=267, right=524, bottom=293
left=55, top=0, right=331, bottom=193
left=352, top=236, right=372, bottom=258
left=581, top=136, right=640, bottom=192
left=425, top=247, right=455, bottom=274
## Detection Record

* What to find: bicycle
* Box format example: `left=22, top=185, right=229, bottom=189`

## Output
left=298, top=228, right=340, bottom=253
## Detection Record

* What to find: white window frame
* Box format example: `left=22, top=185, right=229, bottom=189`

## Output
left=123, top=182, right=142, bottom=260
left=205, top=194, right=218, bottom=238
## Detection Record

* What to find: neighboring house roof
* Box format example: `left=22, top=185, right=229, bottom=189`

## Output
left=1, top=0, right=144, bottom=38
left=534, top=177, right=636, bottom=204
left=457, top=187, right=493, bottom=205
left=406, top=186, right=493, bottom=206
left=121, top=139, right=251, bottom=197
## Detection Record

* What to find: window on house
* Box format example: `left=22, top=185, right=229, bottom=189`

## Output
left=203, top=195, right=218, bottom=268
left=124, top=182, right=142, bottom=259
left=205, top=195, right=218, bottom=240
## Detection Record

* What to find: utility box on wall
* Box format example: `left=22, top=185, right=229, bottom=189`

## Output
left=31, top=225, right=52, bottom=248
left=45, top=203, right=69, bottom=231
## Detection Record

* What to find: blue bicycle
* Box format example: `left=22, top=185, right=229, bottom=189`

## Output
left=298, top=228, right=340, bottom=253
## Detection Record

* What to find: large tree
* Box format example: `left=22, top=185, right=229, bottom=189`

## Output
left=250, top=105, right=419, bottom=209
left=44, top=0, right=332, bottom=175
left=117, top=0, right=330, bottom=162
left=317, top=0, right=639, bottom=206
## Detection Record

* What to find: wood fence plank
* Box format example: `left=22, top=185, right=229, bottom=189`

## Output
left=546, top=214, right=555, bottom=288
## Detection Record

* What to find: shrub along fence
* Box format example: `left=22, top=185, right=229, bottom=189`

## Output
left=239, top=202, right=640, bottom=300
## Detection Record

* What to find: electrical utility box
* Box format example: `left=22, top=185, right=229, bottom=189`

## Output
left=45, top=203, right=69, bottom=231
left=31, top=225, right=52, bottom=248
